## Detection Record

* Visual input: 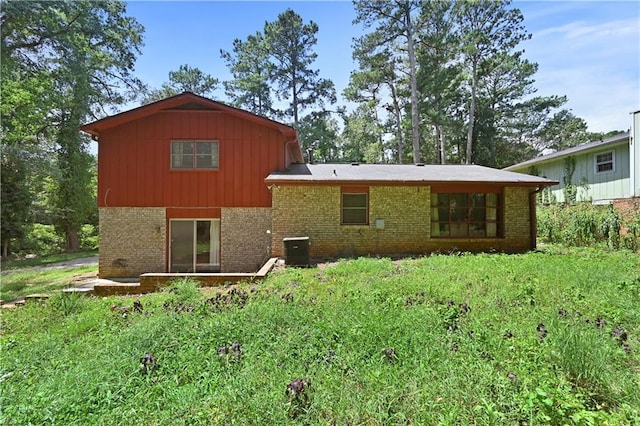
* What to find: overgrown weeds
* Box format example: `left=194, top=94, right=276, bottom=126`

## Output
left=538, top=203, right=639, bottom=250
left=1, top=247, right=638, bottom=424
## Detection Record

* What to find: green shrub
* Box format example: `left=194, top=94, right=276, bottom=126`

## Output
left=11, top=223, right=98, bottom=257
left=537, top=203, right=639, bottom=250
left=17, top=223, right=64, bottom=256
left=79, top=224, right=98, bottom=251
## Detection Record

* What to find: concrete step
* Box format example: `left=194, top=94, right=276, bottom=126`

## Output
left=63, top=287, right=94, bottom=295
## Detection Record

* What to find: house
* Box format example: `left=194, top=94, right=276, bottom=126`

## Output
left=81, top=92, right=557, bottom=278
left=80, top=92, right=303, bottom=278
left=504, top=110, right=640, bottom=210
left=267, top=163, right=556, bottom=259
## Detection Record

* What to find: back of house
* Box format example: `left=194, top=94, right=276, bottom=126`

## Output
left=83, top=93, right=558, bottom=279
left=81, top=92, right=302, bottom=277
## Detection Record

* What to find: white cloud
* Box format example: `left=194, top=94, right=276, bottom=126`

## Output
left=520, top=5, right=640, bottom=133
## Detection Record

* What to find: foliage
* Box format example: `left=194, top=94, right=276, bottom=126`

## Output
left=296, top=112, right=342, bottom=162
left=353, top=0, right=423, bottom=163
left=537, top=203, right=639, bottom=250
left=142, top=64, right=219, bottom=104
left=1, top=248, right=638, bottom=424
left=264, top=9, right=337, bottom=127
left=220, top=32, right=276, bottom=117
left=562, top=156, right=577, bottom=205
left=1, top=0, right=143, bottom=254
left=221, top=9, right=336, bottom=128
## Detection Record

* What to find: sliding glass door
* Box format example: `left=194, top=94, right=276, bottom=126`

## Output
left=170, top=219, right=220, bottom=272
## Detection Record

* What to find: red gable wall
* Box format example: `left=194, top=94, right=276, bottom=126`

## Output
left=97, top=109, right=289, bottom=208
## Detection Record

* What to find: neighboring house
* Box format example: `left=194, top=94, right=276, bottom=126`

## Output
left=504, top=110, right=640, bottom=207
left=82, top=92, right=557, bottom=278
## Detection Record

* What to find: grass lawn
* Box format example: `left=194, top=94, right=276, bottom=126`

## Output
left=1, top=246, right=638, bottom=424
left=1, top=250, right=97, bottom=271
left=0, top=266, right=97, bottom=302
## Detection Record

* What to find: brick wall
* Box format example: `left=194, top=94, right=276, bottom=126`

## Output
left=99, top=207, right=166, bottom=278
left=271, top=185, right=534, bottom=259
left=221, top=207, right=272, bottom=272
left=611, top=197, right=640, bottom=220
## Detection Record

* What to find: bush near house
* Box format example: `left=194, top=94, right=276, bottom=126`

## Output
left=7, top=224, right=98, bottom=259
left=538, top=203, right=640, bottom=250
left=1, top=248, right=638, bottom=424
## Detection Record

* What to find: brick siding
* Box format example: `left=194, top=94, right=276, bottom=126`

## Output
left=99, top=207, right=166, bottom=278
left=271, top=185, right=534, bottom=260
left=221, top=207, right=272, bottom=272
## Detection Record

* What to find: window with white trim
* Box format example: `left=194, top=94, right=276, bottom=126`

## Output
left=171, top=140, right=219, bottom=169
left=595, top=151, right=614, bottom=173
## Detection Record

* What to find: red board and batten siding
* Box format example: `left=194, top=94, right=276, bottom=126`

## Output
left=98, top=110, right=288, bottom=208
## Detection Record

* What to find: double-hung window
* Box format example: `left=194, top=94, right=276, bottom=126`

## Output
left=595, top=151, right=614, bottom=173
left=342, top=189, right=368, bottom=225
left=171, top=140, right=219, bottom=169
left=431, top=192, right=501, bottom=238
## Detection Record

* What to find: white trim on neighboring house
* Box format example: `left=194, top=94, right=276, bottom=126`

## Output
left=631, top=110, right=639, bottom=197
left=594, top=150, right=615, bottom=174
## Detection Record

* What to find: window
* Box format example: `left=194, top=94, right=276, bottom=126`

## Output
left=595, top=151, right=614, bottom=173
left=430, top=193, right=500, bottom=238
left=171, top=140, right=219, bottom=169
left=342, top=193, right=368, bottom=225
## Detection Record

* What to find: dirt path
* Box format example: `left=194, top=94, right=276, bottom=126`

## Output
left=1, top=256, right=98, bottom=275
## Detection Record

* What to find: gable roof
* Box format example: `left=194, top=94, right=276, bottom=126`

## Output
left=504, top=132, right=629, bottom=171
left=266, top=163, right=557, bottom=187
left=80, top=92, right=304, bottom=162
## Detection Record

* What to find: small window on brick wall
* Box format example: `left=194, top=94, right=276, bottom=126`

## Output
left=342, top=193, right=368, bottom=225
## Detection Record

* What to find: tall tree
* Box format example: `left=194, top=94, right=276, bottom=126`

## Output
left=297, top=112, right=342, bottom=162
left=353, top=0, right=423, bottom=163
left=346, top=47, right=407, bottom=163
left=143, top=64, right=219, bottom=104
left=1, top=0, right=144, bottom=252
left=220, top=33, right=276, bottom=117
left=416, top=0, right=461, bottom=164
left=264, top=9, right=336, bottom=127
left=453, top=0, right=530, bottom=164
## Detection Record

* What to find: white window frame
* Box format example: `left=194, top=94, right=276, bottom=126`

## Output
left=594, top=150, right=615, bottom=174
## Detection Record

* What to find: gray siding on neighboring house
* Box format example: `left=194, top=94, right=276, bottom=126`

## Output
left=506, top=133, right=633, bottom=203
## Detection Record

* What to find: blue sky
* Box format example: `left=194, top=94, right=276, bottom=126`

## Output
left=124, top=0, right=639, bottom=134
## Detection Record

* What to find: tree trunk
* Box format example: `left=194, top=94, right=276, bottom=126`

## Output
left=466, top=60, right=477, bottom=164
left=66, top=227, right=80, bottom=253
left=405, top=7, right=421, bottom=164
left=389, top=82, right=404, bottom=164
left=2, top=238, right=9, bottom=259
left=437, top=124, right=446, bottom=164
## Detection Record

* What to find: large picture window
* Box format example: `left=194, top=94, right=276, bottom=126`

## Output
left=171, top=140, right=219, bottom=169
left=342, top=193, right=368, bottom=225
left=431, top=193, right=500, bottom=238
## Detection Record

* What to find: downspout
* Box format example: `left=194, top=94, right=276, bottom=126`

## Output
left=529, top=186, right=545, bottom=251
